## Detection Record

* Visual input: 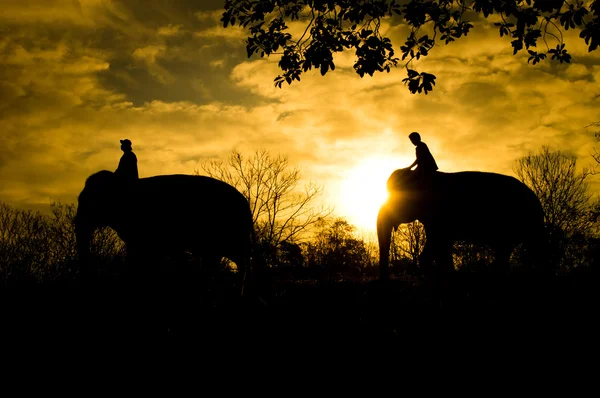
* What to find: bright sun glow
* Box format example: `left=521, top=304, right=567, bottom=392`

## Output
left=339, top=156, right=405, bottom=231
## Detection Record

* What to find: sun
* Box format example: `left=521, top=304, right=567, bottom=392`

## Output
left=339, top=156, right=405, bottom=231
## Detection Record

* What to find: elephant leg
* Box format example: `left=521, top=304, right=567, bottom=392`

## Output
left=492, top=245, right=512, bottom=273
left=226, top=252, right=249, bottom=298
left=419, top=239, right=453, bottom=305
left=522, top=235, right=553, bottom=276
left=238, top=256, right=250, bottom=298
left=420, top=236, right=453, bottom=278
left=165, top=250, right=194, bottom=287
left=77, top=255, right=98, bottom=286
left=419, top=243, right=435, bottom=277
left=434, top=242, right=454, bottom=276
left=197, top=254, right=223, bottom=283
left=201, top=254, right=225, bottom=271
left=127, top=242, right=175, bottom=286
left=377, top=210, right=394, bottom=280
left=124, top=244, right=144, bottom=283
left=517, top=241, right=536, bottom=272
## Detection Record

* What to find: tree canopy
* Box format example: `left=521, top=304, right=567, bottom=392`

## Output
left=222, top=0, right=600, bottom=93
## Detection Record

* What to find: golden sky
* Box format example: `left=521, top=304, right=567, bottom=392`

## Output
left=1, top=0, right=600, bottom=231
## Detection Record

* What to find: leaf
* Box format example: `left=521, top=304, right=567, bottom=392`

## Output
left=421, top=72, right=436, bottom=94
left=320, top=63, right=328, bottom=76
left=511, top=39, right=524, bottom=55
left=406, top=68, right=419, bottom=78
left=274, top=76, right=284, bottom=89
left=533, top=0, right=563, bottom=13
left=360, top=29, right=373, bottom=39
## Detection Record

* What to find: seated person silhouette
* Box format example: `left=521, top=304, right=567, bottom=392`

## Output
left=115, top=139, right=138, bottom=181
left=405, top=132, right=438, bottom=185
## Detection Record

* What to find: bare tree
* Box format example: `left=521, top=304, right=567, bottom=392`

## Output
left=514, top=146, right=595, bottom=238
left=199, top=150, right=332, bottom=262
left=390, top=221, right=426, bottom=272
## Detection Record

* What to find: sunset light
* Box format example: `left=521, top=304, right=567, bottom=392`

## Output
left=339, top=156, right=404, bottom=230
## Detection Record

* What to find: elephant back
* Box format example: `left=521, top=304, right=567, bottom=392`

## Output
left=135, top=174, right=247, bottom=211
left=442, top=171, right=545, bottom=234
left=122, top=174, right=252, bottom=239
left=386, top=169, right=440, bottom=192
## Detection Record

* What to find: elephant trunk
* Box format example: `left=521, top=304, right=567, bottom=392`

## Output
left=377, top=207, right=393, bottom=280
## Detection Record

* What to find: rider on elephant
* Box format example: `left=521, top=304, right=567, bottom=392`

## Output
left=406, top=132, right=438, bottom=175
left=404, top=132, right=438, bottom=187
left=115, top=139, right=139, bottom=181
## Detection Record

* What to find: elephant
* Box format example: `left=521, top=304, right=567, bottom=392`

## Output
left=377, top=169, right=546, bottom=280
left=75, top=170, right=255, bottom=292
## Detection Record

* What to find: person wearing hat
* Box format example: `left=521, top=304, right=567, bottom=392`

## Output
left=115, top=139, right=138, bottom=181
left=405, top=132, right=438, bottom=177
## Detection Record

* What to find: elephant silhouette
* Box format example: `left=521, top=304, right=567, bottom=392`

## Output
left=377, top=168, right=546, bottom=279
left=75, top=170, right=255, bottom=293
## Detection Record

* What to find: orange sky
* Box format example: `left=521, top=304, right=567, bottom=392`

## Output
left=1, top=0, right=600, bottom=231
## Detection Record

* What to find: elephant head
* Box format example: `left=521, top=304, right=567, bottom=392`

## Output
left=383, top=168, right=430, bottom=223
left=75, top=171, right=122, bottom=270
left=377, top=169, right=545, bottom=280
left=377, top=169, right=431, bottom=278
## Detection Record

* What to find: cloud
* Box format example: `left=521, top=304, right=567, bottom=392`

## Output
left=194, top=9, right=247, bottom=41
left=158, top=24, right=184, bottom=37
left=132, top=44, right=175, bottom=84
left=1, top=1, right=600, bottom=225
left=0, top=0, right=102, bottom=26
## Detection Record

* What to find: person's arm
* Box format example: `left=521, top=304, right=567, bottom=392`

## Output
left=408, top=143, right=424, bottom=169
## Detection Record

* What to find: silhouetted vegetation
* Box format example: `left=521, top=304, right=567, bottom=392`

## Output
left=305, top=217, right=375, bottom=277
left=222, top=1, right=600, bottom=93
left=0, top=202, right=125, bottom=284
left=514, top=146, right=599, bottom=273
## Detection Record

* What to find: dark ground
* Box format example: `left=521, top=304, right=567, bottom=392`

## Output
left=1, top=268, right=595, bottom=390
left=2, top=268, right=597, bottom=351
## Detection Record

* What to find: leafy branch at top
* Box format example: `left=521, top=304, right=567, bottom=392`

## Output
left=221, top=1, right=600, bottom=94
